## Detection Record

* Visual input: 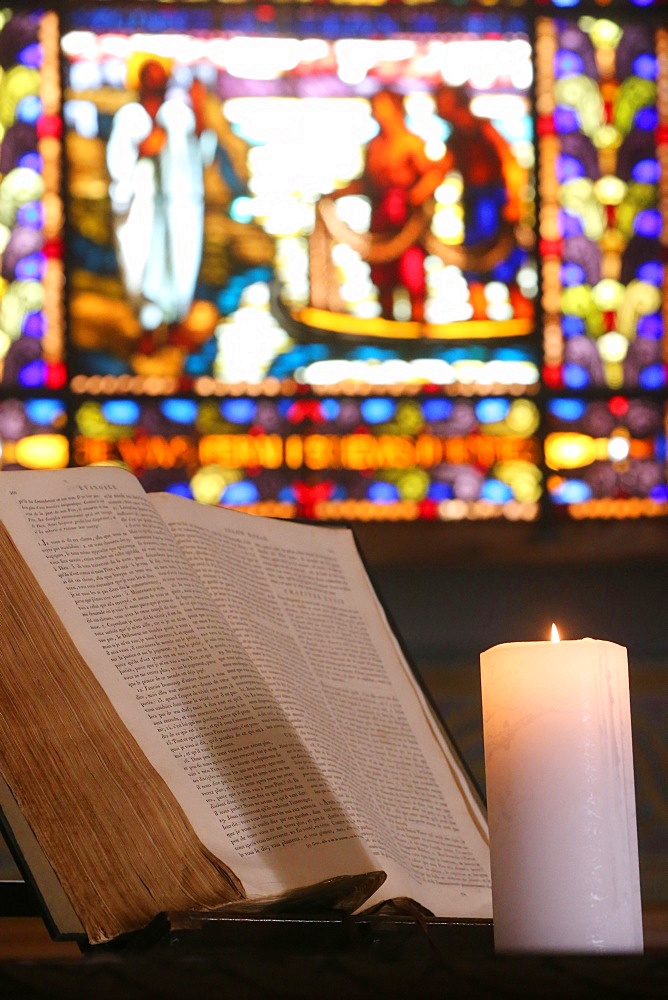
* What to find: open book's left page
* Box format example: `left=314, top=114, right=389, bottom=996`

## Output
left=0, top=467, right=378, bottom=940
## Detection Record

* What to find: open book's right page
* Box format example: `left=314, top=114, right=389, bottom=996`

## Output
left=152, top=494, right=491, bottom=919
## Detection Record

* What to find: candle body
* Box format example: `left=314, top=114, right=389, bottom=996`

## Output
left=480, top=638, right=643, bottom=953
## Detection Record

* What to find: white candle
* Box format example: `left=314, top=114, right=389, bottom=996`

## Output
left=480, top=635, right=643, bottom=953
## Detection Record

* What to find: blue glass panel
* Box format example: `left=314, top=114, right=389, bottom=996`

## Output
left=361, top=399, right=396, bottom=424
left=221, top=399, right=258, bottom=424
left=638, top=365, right=666, bottom=390
left=222, top=481, right=261, bottom=505
left=25, top=399, right=66, bottom=425
left=548, top=399, right=586, bottom=421
left=552, top=480, right=592, bottom=504
left=563, top=364, right=590, bottom=389
left=368, top=482, right=400, bottom=504
left=101, top=400, right=141, bottom=424
left=475, top=399, right=510, bottom=423
left=18, top=360, right=47, bottom=388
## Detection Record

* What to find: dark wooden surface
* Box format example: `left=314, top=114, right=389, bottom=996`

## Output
left=1, top=911, right=668, bottom=999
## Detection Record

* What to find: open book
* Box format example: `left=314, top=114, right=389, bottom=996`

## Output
left=0, top=466, right=490, bottom=944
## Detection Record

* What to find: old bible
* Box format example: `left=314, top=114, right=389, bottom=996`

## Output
left=0, top=466, right=491, bottom=945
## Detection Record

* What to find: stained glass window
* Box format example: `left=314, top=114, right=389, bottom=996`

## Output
left=61, top=5, right=538, bottom=398
left=0, top=396, right=68, bottom=469
left=545, top=396, right=667, bottom=517
left=72, top=394, right=543, bottom=520
left=0, top=9, right=65, bottom=395
left=0, top=2, right=666, bottom=524
left=537, top=17, right=665, bottom=394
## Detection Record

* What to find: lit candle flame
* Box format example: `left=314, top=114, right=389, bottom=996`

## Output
left=551, top=623, right=560, bottom=643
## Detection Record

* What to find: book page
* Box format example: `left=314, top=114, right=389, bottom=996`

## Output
left=0, top=467, right=378, bottom=904
left=152, top=492, right=491, bottom=918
